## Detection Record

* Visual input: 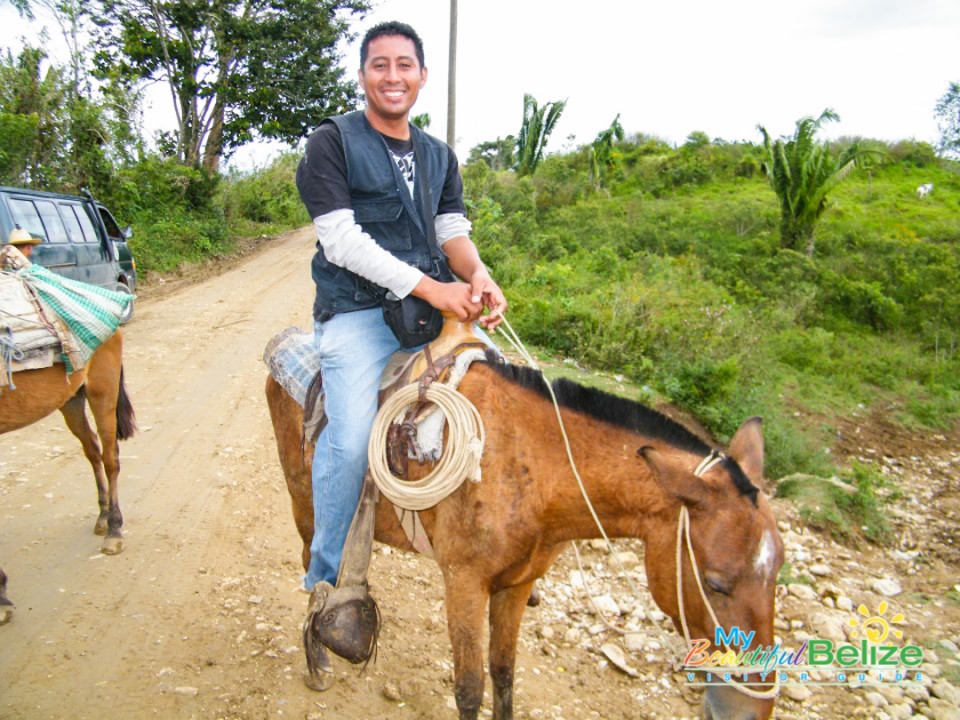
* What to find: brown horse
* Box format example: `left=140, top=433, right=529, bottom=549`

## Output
left=0, top=330, right=136, bottom=621
left=266, top=352, right=783, bottom=720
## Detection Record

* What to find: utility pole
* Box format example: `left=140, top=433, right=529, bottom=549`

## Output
left=447, top=0, right=457, bottom=149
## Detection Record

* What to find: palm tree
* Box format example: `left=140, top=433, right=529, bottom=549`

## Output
left=589, top=113, right=624, bottom=189
left=515, top=93, right=566, bottom=176
left=758, top=109, right=881, bottom=255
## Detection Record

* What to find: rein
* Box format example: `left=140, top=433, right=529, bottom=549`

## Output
left=495, top=313, right=779, bottom=702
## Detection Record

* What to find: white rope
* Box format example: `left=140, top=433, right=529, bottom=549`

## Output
left=676, top=505, right=780, bottom=700
left=368, top=382, right=485, bottom=511
left=493, top=313, right=648, bottom=599
left=498, top=312, right=778, bottom=701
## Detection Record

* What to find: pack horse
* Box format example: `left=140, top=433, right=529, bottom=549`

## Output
left=0, top=331, right=136, bottom=623
left=266, top=353, right=783, bottom=720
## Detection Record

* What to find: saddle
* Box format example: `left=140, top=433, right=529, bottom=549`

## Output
left=0, top=250, right=77, bottom=389
left=264, top=315, right=494, bottom=682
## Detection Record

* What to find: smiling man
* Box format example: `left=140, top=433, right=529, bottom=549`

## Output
left=295, top=21, right=507, bottom=598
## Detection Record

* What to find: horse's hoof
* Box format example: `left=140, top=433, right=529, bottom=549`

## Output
left=303, top=668, right=335, bottom=692
left=101, top=537, right=123, bottom=555
left=0, top=608, right=12, bottom=626
left=94, top=519, right=108, bottom=536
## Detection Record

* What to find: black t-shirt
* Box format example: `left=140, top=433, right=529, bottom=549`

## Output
left=296, top=122, right=467, bottom=220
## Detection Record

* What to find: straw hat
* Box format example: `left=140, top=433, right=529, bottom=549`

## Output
left=7, top=224, right=40, bottom=246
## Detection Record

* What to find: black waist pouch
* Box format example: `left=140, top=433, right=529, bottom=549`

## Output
left=381, top=291, right=442, bottom=348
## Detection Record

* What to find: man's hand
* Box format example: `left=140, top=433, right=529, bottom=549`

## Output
left=411, top=276, right=482, bottom=322
left=468, top=270, right=508, bottom=330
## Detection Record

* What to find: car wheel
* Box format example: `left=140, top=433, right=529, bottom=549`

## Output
left=116, top=281, right=134, bottom=325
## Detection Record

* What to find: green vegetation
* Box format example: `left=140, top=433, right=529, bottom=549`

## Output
left=758, top=109, right=883, bottom=254
left=516, top=94, right=567, bottom=177
left=775, top=463, right=895, bottom=545
left=463, top=132, right=960, bottom=485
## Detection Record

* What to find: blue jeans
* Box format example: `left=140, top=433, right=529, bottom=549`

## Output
left=305, top=308, right=408, bottom=589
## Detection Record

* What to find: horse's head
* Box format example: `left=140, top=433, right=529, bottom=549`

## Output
left=639, top=417, right=783, bottom=720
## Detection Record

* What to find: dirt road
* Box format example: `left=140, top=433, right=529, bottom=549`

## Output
left=2, top=227, right=958, bottom=720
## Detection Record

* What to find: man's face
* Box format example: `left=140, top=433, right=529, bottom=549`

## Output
left=359, top=34, right=426, bottom=129
left=19, top=244, right=32, bottom=259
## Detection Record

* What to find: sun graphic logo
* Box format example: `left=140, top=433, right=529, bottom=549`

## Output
left=848, top=601, right=906, bottom=643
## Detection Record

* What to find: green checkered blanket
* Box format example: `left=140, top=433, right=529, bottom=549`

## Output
left=19, top=264, right=133, bottom=372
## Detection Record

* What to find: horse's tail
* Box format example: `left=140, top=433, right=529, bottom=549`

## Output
left=116, top=366, right=137, bottom=441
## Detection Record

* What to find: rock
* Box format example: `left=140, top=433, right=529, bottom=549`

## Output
left=887, top=704, right=913, bottom=720
left=649, top=609, right=666, bottom=623
left=600, top=643, right=639, bottom=677
left=624, top=633, right=646, bottom=653
left=247, top=595, right=263, bottom=605
left=928, top=699, right=960, bottom=720
left=836, top=596, right=854, bottom=612
left=563, top=628, right=581, bottom=644
left=612, top=551, right=640, bottom=567
left=932, top=681, right=960, bottom=706
left=383, top=683, right=402, bottom=702
left=783, top=685, right=812, bottom=702
left=940, top=640, right=960, bottom=655
left=905, top=684, right=930, bottom=702
left=174, top=686, right=199, bottom=696
left=538, top=626, right=555, bottom=640
left=871, top=578, right=903, bottom=597
left=591, top=594, right=620, bottom=617
left=809, top=613, right=846, bottom=642
left=926, top=663, right=943, bottom=678
left=865, top=691, right=888, bottom=707
left=787, top=584, right=818, bottom=601
left=809, top=564, right=831, bottom=577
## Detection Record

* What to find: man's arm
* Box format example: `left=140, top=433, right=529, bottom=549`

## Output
left=411, top=235, right=507, bottom=330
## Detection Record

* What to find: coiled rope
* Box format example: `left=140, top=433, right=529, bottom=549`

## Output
left=367, top=382, right=485, bottom=511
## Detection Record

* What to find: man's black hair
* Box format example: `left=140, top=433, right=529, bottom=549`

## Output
left=360, top=21, right=425, bottom=70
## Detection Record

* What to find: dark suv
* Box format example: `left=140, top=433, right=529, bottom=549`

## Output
left=0, top=187, right=137, bottom=323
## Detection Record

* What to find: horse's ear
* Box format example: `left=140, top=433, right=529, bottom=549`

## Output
left=637, top=446, right=707, bottom=505
left=728, top=417, right=764, bottom=488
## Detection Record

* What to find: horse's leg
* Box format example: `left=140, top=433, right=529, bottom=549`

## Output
left=444, top=572, right=490, bottom=720
left=59, top=390, right=110, bottom=535
left=488, top=581, right=536, bottom=720
left=0, top=568, right=12, bottom=625
left=84, top=345, right=124, bottom=556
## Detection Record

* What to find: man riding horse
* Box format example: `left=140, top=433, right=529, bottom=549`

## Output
left=294, top=20, right=506, bottom=602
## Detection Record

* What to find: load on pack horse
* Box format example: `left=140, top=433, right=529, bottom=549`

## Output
left=0, top=241, right=136, bottom=624
left=264, top=317, right=783, bottom=720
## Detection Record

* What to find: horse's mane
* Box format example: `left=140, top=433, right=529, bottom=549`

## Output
left=483, top=350, right=758, bottom=504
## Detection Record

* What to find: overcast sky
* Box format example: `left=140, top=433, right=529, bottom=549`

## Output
left=3, top=0, right=959, bottom=168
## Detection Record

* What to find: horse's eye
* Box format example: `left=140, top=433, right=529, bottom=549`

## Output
left=705, top=576, right=731, bottom=596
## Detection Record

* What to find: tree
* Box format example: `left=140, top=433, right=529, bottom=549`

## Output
left=0, top=45, right=67, bottom=187
left=589, top=113, right=623, bottom=189
left=93, top=0, right=367, bottom=171
left=467, top=136, right=515, bottom=171
left=411, top=112, right=430, bottom=130
left=758, top=109, right=881, bottom=255
left=934, top=81, right=960, bottom=158
left=515, top=93, right=565, bottom=176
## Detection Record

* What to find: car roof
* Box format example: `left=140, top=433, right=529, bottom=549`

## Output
left=0, top=186, right=89, bottom=203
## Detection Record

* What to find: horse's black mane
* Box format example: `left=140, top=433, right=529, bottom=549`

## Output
left=483, top=349, right=758, bottom=504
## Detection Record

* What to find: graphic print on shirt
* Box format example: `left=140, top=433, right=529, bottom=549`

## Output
left=391, top=150, right=416, bottom=197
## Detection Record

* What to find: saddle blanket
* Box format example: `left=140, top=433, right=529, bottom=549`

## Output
left=263, top=325, right=494, bottom=461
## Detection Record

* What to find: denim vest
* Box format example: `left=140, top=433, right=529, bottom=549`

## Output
left=311, top=111, right=454, bottom=316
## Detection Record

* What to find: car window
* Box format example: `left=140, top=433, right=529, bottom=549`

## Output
left=7, top=198, right=47, bottom=242
left=59, top=203, right=85, bottom=243
left=73, top=205, right=100, bottom=243
left=98, top=207, right=123, bottom=241
left=35, top=200, right=69, bottom=244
